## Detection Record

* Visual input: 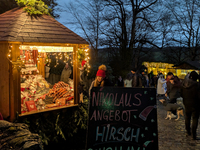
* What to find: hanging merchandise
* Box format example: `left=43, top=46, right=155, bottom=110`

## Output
left=18, top=45, right=93, bottom=115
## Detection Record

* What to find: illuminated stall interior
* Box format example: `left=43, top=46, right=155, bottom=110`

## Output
left=143, top=62, right=176, bottom=77
left=143, top=61, right=200, bottom=79
left=173, top=61, right=200, bottom=79
left=19, top=45, right=73, bottom=114
left=17, top=45, right=90, bottom=115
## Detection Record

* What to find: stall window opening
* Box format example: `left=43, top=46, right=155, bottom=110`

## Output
left=19, top=45, right=75, bottom=114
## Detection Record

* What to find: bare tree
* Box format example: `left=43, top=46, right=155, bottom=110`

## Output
left=100, top=0, right=161, bottom=71
left=63, top=0, right=105, bottom=62
left=163, top=0, right=200, bottom=61
left=63, top=0, right=163, bottom=76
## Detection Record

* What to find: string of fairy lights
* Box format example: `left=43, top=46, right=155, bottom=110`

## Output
left=7, top=44, right=12, bottom=62
left=7, top=44, right=91, bottom=75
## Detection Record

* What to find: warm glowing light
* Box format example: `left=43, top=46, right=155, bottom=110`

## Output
left=21, top=45, right=73, bottom=52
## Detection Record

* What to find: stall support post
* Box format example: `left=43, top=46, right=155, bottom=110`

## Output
left=73, top=45, right=79, bottom=104
left=0, top=43, right=10, bottom=120
left=10, top=44, right=21, bottom=121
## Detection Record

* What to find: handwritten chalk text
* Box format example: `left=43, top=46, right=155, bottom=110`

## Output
left=96, top=124, right=140, bottom=142
left=90, top=109, right=137, bottom=123
left=92, top=92, right=142, bottom=107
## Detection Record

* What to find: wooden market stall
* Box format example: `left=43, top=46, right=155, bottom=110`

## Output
left=173, top=60, right=200, bottom=79
left=0, top=7, right=89, bottom=121
left=142, top=61, right=176, bottom=77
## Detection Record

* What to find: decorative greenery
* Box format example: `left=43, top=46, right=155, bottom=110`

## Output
left=15, top=0, right=51, bottom=16
left=17, top=97, right=89, bottom=149
left=77, top=48, right=86, bottom=67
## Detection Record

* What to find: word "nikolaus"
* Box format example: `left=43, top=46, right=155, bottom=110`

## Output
left=92, top=92, right=142, bottom=107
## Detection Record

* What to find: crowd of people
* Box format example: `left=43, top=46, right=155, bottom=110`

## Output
left=89, top=64, right=200, bottom=140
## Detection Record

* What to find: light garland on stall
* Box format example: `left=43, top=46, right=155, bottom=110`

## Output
left=7, top=44, right=12, bottom=62
left=78, top=47, right=91, bottom=76
left=19, top=45, right=90, bottom=74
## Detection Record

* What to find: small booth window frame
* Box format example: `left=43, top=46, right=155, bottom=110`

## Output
left=6, top=43, right=88, bottom=120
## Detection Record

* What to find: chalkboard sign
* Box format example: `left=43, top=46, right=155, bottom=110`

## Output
left=86, top=87, right=158, bottom=150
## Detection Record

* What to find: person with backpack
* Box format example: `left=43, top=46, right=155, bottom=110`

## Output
left=131, top=68, right=142, bottom=88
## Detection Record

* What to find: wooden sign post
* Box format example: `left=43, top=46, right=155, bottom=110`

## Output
left=86, top=87, right=158, bottom=150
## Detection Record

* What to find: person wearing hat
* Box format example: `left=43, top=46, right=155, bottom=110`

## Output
left=181, top=71, right=200, bottom=140
left=89, top=64, right=108, bottom=96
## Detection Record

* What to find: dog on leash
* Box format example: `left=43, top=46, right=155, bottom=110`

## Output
left=159, top=99, right=184, bottom=121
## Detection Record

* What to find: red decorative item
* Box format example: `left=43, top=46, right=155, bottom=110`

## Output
left=81, top=60, right=86, bottom=67
left=25, top=101, right=37, bottom=112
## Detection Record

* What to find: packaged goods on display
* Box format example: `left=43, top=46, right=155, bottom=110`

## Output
left=20, top=49, right=74, bottom=114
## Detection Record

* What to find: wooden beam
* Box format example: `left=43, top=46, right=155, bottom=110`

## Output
left=0, top=43, right=10, bottom=119
left=73, top=45, right=79, bottom=104
left=10, top=44, right=21, bottom=121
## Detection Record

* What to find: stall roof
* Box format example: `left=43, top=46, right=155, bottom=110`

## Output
left=173, top=60, right=200, bottom=70
left=0, top=7, right=89, bottom=45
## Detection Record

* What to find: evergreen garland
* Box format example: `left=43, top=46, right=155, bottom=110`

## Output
left=17, top=97, right=89, bottom=149
left=15, top=0, right=51, bottom=16
left=77, top=48, right=86, bottom=67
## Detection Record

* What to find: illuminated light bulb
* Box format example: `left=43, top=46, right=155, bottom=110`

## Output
left=9, top=50, right=11, bottom=52
left=8, top=54, right=11, bottom=57
left=57, top=63, right=59, bottom=65
left=46, top=59, right=48, bottom=62
left=54, top=65, right=57, bottom=67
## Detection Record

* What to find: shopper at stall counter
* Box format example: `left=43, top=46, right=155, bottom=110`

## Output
left=60, top=63, right=72, bottom=84
left=89, top=64, right=111, bottom=97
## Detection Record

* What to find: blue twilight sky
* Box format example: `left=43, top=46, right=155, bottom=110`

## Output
left=55, top=0, right=84, bottom=37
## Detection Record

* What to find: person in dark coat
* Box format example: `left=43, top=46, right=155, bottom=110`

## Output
left=148, top=71, right=155, bottom=87
left=168, top=76, right=181, bottom=103
left=165, top=72, right=174, bottom=98
left=181, top=71, right=200, bottom=140
left=166, top=76, right=181, bottom=116
left=117, top=76, right=124, bottom=87
left=131, top=68, right=142, bottom=88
